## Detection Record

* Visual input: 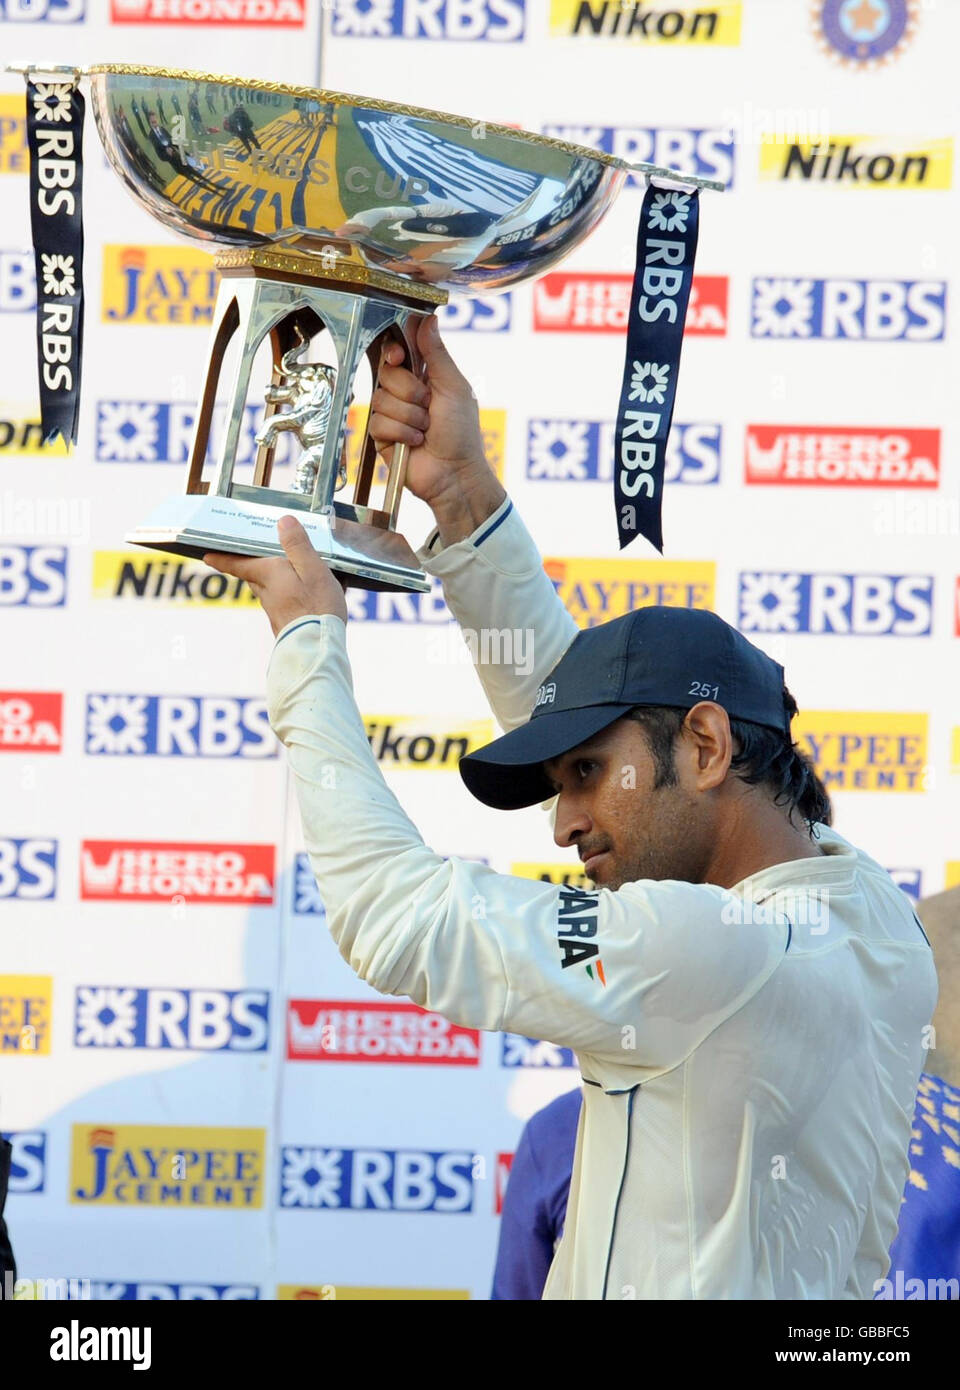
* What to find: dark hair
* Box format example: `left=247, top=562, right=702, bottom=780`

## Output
left=625, top=688, right=833, bottom=837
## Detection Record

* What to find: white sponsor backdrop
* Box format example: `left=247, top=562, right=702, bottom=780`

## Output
left=0, top=0, right=957, bottom=1300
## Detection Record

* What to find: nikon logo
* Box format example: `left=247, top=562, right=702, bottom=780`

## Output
left=760, top=136, right=954, bottom=189
left=92, top=552, right=256, bottom=605
left=364, top=717, right=494, bottom=770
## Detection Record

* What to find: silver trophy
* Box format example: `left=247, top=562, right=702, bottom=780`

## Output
left=16, top=63, right=722, bottom=591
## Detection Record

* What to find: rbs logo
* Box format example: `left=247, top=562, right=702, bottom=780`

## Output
left=751, top=277, right=946, bottom=341
left=2, top=1131, right=47, bottom=1193
left=435, top=294, right=511, bottom=332
left=738, top=573, right=933, bottom=636
left=74, top=986, right=270, bottom=1052
left=0, top=0, right=85, bottom=17
left=331, top=0, right=525, bottom=40
left=0, top=546, right=67, bottom=606
left=280, top=1146, right=475, bottom=1211
left=0, top=838, right=57, bottom=899
left=85, top=694, right=275, bottom=758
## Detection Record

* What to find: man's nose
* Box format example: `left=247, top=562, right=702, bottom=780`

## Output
left=553, top=797, right=592, bottom=850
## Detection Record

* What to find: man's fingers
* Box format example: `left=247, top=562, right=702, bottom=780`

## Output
left=277, top=515, right=321, bottom=579
left=370, top=387, right=429, bottom=431
left=203, top=550, right=275, bottom=586
left=368, top=412, right=425, bottom=448
left=378, top=356, right=431, bottom=405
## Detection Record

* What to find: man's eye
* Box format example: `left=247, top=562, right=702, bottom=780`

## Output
left=575, top=760, right=597, bottom=780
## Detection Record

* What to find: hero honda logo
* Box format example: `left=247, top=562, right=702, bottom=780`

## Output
left=80, top=841, right=276, bottom=904
left=542, top=124, right=734, bottom=188
left=74, top=986, right=270, bottom=1051
left=111, top=0, right=305, bottom=23
left=528, top=419, right=721, bottom=484
left=738, top=573, right=933, bottom=636
left=280, top=1146, right=475, bottom=1211
left=287, top=1000, right=480, bottom=1064
left=745, top=425, right=939, bottom=486
left=751, top=277, right=945, bottom=340
left=330, top=0, right=525, bottom=40
left=535, top=273, right=727, bottom=334
left=0, top=692, right=62, bottom=751
left=85, top=694, right=275, bottom=758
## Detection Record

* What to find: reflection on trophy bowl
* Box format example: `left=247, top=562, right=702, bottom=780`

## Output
left=88, top=64, right=627, bottom=294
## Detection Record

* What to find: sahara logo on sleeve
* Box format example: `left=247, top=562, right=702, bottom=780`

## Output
left=0, top=545, right=67, bottom=605
left=331, top=0, right=525, bottom=40
left=84, top=694, right=275, bottom=758
left=101, top=247, right=218, bottom=325
left=74, top=987, right=270, bottom=1051
left=795, top=713, right=928, bottom=792
left=738, top=573, right=933, bottom=636
left=500, top=1034, right=576, bottom=1067
left=287, top=1000, right=480, bottom=1064
left=0, top=976, right=52, bottom=1054
left=0, top=838, right=57, bottom=899
left=2, top=1131, right=47, bottom=1192
left=280, top=1147, right=476, bottom=1211
left=80, top=842, right=275, bottom=904
left=527, top=419, right=721, bottom=484
left=549, top=0, right=741, bottom=42
left=556, top=886, right=604, bottom=985
left=751, top=277, right=945, bottom=340
left=534, top=273, right=727, bottom=334
left=545, top=558, right=715, bottom=627
left=70, top=1125, right=266, bottom=1207
left=744, top=425, right=939, bottom=486
left=0, top=693, right=62, bottom=751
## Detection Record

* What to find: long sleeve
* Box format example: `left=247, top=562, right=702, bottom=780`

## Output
left=266, top=615, right=790, bottom=1064
left=416, top=497, right=579, bottom=736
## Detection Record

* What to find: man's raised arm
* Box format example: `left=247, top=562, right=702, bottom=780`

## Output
left=369, top=315, right=578, bottom=734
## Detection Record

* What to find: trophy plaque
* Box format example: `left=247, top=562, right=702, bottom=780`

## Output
left=13, top=63, right=723, bottom=590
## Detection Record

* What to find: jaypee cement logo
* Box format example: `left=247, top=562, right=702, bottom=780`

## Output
left=80, top=841, right=276, bottom=904
left=331, top=0, right=525, bottom=40
left=751, top=278, right=945, bottom=340
left=287, top=1000, right=480, bottom=1064
left=500, top=1034, right=575, bottom=1068
left=0, top=838, right=57, bottom=899
left=74, top=986, right=270, bottom=1052
left=0, top=975, right=52, bottom=1054
left=744, top=425, right=939, bottom=487
left=280, top=1146, right=476, bottom=1211
left=3, top=1131, right=47, bottom=1193
left=795, top=712, right=928, bottom=792
left=542, top=123, right=734, bottom=187
left=84, top=694, right=275, bottom=758
left=545, top=558, right=714, bottom=627
left=0, top=95, right=26, bottom=175
left=759, top=135, right=952, bottom=189
left=527, top=419, right=721, bottom=484
left=738, top=573, right=933, bottom=636
left=549, top=0, right=741, bottom=42
left=0, top=545, right=67, bottom=605
left=101, top=247, right=217, bottom=325
left=70, top=1125, right=266, bottom=1207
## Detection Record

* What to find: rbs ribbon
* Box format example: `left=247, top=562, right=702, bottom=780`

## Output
left=613, top=184, right=699, bottom=553
left=25, top=75, right=85, bottom=448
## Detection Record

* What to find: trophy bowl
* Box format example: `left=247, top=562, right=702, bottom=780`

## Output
left=87, top=63, right=628, bottom=296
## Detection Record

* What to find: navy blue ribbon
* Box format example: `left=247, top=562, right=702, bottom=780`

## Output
left=613, top=184, right=699, bottom=553
left=25, top=75, right=85, bottom=448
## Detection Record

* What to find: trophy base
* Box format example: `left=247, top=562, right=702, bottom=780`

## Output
left=125, top=494, right=431, bottom=594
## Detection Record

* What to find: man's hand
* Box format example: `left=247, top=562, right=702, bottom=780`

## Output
left=204, top=515, right=348, bottom=637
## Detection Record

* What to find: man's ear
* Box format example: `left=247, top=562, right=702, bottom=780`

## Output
left=681, top=702, right=732, bottom=787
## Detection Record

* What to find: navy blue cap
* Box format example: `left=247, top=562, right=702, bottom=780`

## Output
left=459, top=606, right=790, bottom=810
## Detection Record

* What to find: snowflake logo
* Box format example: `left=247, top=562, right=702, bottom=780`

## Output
left=281, top=1147, right=342, bottom=1208
left=293, top=854, right=326, bottom=916
left=86, top=695, right=149, bottom=754
left=739, top=574, right=802, bottom=632
left=96, top=403, right=160, bottom=462
left=40, top=253, right=75, bottom=298
left=501, top=1034, right=572, bottom=1067
left=331, top=0, right=394, bottom=37
left=629, top=360, right=670, bottom=405
left=75, top=987, right=138, bottom=1048
left=752, top=278, right=814, bottom=338
left=32, top=82, right=72, bottom=125
left=527, top=421, right=591, bottom=480
left=648, top=191, right=690, bottom=233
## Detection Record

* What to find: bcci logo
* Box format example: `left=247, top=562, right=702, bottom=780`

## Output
left=812, top=0, right=917, bottom=67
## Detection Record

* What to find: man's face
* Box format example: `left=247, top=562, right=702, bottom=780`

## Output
left=543, top=715, right=717, bottom=890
